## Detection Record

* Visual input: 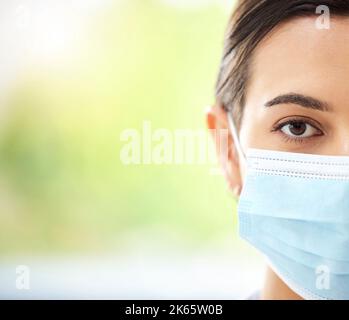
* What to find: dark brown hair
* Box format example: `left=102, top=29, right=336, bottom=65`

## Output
left=215, top=0, right=349, bottom=130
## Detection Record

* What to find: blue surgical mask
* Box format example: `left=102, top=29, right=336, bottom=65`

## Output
left=228, top=113, right=349, bottom=300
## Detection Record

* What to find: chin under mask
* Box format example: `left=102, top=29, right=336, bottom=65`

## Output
left=228, top=114, right=349, bottom=300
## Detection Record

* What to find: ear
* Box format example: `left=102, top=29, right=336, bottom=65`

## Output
left=206, top=104, right=242, bottom=196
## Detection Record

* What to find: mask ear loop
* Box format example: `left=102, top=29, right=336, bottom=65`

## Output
left=227, top=111, right=246, bottom=197
left=227, top=111, right=246, bottom=162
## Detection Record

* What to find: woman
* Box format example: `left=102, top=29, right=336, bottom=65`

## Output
left=207, top=0, right=349, bottom=300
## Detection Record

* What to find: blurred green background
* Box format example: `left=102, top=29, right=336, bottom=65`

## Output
left=0, top=0, right=238, bottom=256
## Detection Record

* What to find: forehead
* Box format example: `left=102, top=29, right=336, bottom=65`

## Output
left=245, top=16, right=349, bottom=108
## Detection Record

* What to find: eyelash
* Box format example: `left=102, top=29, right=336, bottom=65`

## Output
left=271, top=118, right=324, bottom=144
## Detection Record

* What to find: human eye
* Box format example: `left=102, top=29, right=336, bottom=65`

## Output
left=271, top=117, right=324, bottom=143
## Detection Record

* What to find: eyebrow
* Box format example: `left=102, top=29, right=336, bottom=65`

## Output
left=264, top=93, right=331, bottom=112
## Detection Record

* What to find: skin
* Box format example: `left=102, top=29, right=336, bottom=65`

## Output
left=207, top=16, right=349, bottom=300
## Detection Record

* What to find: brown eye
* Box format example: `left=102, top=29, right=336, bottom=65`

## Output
left=280, top=120, right=321, bottom=138
left=287, top=121, right=307, bottom=136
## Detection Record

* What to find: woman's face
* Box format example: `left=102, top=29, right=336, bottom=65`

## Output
left=209, top=16, right=349, bottom=192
